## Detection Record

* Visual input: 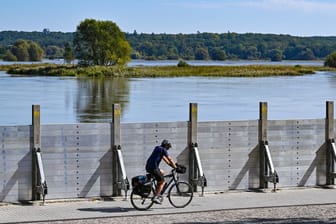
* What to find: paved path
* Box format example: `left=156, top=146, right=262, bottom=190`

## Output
left=1, top=187, right=336, bottom=223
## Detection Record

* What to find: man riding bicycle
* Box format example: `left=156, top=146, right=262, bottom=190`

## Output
left=146, top=139, right=177, bottom=204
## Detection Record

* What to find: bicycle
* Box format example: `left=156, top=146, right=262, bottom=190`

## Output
left=130, top=165, right=193, bottom=210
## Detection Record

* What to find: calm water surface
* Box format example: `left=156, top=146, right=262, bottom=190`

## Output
left=0, top=68, right=336, bottom=125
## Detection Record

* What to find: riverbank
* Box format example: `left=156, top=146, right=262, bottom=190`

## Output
left=1, top=63, right=335, bottom=77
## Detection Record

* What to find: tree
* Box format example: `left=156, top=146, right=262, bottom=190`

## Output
left=195, top=47, right=209, bottom=60
left=324, top=52, right=336, bottom=67
left=0, top=45, right=6, bottom=56
left=3, top=39, right=44, bottom=61
left=268, top=49, right=283, bottom=61
left=63, top=42, right=75, bottom=64
left=3, top=50, right=17, bottom=61
left=73, top=19, right=131, bottom=66
left=45, top=45, right=63, bottom=59
left=297, top=48, right=315, bottom=60
left=28, top=41, right=44, bottom=61
left=12, top=39, right=29, bottom=61
left=209, top=48, right=227, bottom=60
left=243, top=46, right=260, bottom=59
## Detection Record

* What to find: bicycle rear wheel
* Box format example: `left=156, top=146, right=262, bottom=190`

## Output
left=130, top=188, right=155, bottom=210
left=168, top=181, right=193, bottom=208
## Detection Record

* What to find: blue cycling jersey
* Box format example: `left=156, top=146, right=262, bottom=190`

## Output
left=146, top=145, right=169, bottom=170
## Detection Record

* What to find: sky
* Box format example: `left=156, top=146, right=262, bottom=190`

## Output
left=1, top=0, right=336, bottom=36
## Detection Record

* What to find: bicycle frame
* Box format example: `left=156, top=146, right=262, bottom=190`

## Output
left=159, top=170, right=179, bottom=195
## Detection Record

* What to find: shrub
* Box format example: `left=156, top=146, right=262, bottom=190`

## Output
left=324, top=52, right=336, bottom=67
left=3, top=50, right=17, bottom=61
left=177, top=60, right=190, bottom=67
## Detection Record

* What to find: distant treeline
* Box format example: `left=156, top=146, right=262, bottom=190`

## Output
left=0, top=30, right=74, bottom=59
left=1, top=30, right=336, bottom=61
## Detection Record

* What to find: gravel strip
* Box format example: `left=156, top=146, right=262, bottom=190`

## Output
left=23, top=204, right=336, bottom=224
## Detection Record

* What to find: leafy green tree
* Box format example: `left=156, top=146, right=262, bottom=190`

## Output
left=3, top=50, right=17, bottom=61
left=73, top=19, right=131, bottom=66
left=138, top=41, right=156, bottom=58
left=45, top=45, right=63, bottom=59
left=209, top=48, right=227, bottom=60
left=243, top=46, right=260, bottom=59
left=0, top=45, right=6, bottom=57
left=297, top=48, right=315, bottom=60
left=195, top=47, right=209, bottom=60
left=4, top=39, right=43, bottom=61
left=12, top=39, right=29, bottom=61
left=324, top=52, right=336, bottom=67
left=268, top=49, right=283, bottom=61
left=63, top=42, right=75, bottom=64
left=167, top=46, right=178, bottom=59
left=28, top=41, right=44, bottom=61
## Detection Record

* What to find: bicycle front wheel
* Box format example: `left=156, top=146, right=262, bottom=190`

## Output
left=168, top=181, right=193, bottom=208
left=130, top=189, right=155, bottom=211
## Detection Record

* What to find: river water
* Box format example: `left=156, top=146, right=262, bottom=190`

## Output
left=0, top=60, right=335, bottom=125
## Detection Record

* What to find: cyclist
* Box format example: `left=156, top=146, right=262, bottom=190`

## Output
left=146, top=139, right=177, bottom=204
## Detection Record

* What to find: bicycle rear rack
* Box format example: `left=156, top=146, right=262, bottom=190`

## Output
left=34, top=147, right=48, bottom=204
left=191, top=143, right=207, bottom=196
left=261, top=141, right=279, bottom=191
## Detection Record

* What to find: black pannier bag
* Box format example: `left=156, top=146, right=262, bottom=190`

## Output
left=131, top=175, right=152, bottom=197
left=132, top=175, right=147, bottom=187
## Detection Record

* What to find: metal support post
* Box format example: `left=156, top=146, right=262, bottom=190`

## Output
left=192, top=143, right=207, bottom=196
left=188, top=103, right=198, bottom=192
left=36, top=149, right=48, bottom=203
left=188, top=103, right=207, bottom=195
left=112, top=104, right=121, bottom=196
left=258, top=102, right=278, bottom=191
left=262, top=141, right=279, bottom=191
left=259, top=102, right=268, bottom=189
left=115, top=145, right=130, bottom=199
left=32, top=105, right=47, bottom=204
left=112, top=104, right=129, bottom=198
left=326, top=101, right=335, bottom=185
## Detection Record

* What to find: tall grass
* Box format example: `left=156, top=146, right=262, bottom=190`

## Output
left=126, top=65, right=319, bottom=77
left=1, top=63, right=335, bottom=77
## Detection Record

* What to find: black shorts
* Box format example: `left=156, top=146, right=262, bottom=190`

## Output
left=147, top=168, right=164, bottom=182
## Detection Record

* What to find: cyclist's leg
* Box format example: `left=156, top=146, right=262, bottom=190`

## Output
left=151, top=168, right=165, bottom=195
left=148, top=168, right=165, bottom=203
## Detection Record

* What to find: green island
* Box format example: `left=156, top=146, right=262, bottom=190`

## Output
left=1, top=63, right=336, bottom=78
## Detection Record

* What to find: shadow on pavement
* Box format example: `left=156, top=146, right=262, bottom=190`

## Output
left=78, top=207, right=132, bottom=213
